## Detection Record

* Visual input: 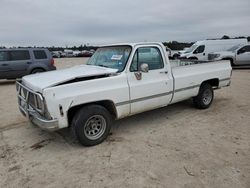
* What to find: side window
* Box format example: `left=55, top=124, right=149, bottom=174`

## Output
left=130, top=47, right=164, bottom=72
left=244, top=46, right=250, bottom=52
left=33, top=50, right=47, bottom=59
left=237, top=46, right=249, bottom=54
left=0, top=51, right=9, bottom=61
left=9, top=50, right=30, bottom=61
left=194, top=45, right=205, bottom=54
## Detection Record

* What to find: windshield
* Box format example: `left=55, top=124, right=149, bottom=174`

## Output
left=184, top=45, right=198, bottom=53
left=227, top=44, right=241, bottom=52
left=87, top=46, right=132, bottom=72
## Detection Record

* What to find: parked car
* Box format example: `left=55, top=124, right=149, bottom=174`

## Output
left=208, top=44, right=250, bottom=66
left=0, top=48, right=56, bottom=79
left=179, top=38, right=248, bottom=60
left=64, top=49, right=74, bottom=57
left=51, top=51, right=61, bottom=58
left=78, top=50, right=93, bottom=57
left=16, top=42, right=232, bottom=146
left=73, top=50, right=81, bottom=57
left=167, top=48, right=189, bottom=60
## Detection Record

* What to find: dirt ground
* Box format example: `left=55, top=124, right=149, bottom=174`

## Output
left=0, top=58, right=249, bottom=188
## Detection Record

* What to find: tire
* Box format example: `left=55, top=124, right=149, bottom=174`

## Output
left=193, top=83, right=214, bottom=109
left=71, top=104, right=112, bottom=146
left=31, top=68, right=45, bottom=74
left=173, top=54, right=179, bottom=59
left=188, top=57, right=198, bottom=60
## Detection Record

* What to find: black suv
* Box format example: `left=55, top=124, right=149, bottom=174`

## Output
left=0, top=48, right=56, bottom=79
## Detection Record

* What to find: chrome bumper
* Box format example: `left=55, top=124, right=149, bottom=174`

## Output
left=29, top=110, right=59, bottom=131
left=16, top=80, right=59, bottom=131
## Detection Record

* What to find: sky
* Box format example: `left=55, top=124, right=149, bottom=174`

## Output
left=0, top=0, right=250, bottom=47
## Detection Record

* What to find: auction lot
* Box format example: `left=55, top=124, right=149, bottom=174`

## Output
left=0, top=58, right=249, bottom=188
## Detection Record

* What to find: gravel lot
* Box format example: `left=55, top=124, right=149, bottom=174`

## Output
left=0, top=58, right=249, bottom=188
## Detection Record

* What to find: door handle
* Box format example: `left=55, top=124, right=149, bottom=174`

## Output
left=160, top=71, right=168, bottom=74
left=2, top=64, right=8, bottom=66
left=27, top=62, right=32, bottom=64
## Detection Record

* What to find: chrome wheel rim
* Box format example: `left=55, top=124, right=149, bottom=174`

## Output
left=84, top=115, right=106, bottom=140
left=202, top=89, right=212, bottom=105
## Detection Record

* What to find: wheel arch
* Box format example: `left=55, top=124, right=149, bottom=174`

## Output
left=188, top=56, right=198, bottom=60
left=28, top=66, right=47, bottom=74
left=201, top=78, right=219, bottom=88
left=67, top=100, right=118, bottom=126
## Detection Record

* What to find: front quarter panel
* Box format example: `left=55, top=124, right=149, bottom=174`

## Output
left=42, top=73, right=130, bottom=129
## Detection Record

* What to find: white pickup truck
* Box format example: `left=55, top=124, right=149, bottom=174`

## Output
left=16, top=42, right=232, bottom=146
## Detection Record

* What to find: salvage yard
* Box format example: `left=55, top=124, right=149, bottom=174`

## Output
left=0, top=58, right=249, bottom=188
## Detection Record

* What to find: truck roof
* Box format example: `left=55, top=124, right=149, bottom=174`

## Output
left=101, top=42, right=164, bottom=48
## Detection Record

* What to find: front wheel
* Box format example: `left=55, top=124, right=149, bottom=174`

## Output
left=71, top=105, right=112, bottom=146
left=193, top=83, right=214, bottom=109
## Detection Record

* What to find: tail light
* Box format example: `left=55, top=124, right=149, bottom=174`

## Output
left=50, top=58, right=55, bottom=66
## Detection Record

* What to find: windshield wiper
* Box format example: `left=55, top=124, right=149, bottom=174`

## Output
left=98, top=64, right=109, bottom=68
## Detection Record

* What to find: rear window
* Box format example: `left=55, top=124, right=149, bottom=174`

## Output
left=10, top=50, right=30, bottom=61
left=33, top=50, right=47, bottom=59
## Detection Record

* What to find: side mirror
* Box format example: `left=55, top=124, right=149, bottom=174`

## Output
left=140, top=63, right=149, bottom=73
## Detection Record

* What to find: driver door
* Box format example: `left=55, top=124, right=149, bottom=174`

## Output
left=127, top=46, right=173, bottom=115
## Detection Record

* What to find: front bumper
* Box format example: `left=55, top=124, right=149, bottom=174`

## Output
left=16, top=80, right=59, bottom=131
left=29, top=110, right=59, bottom=131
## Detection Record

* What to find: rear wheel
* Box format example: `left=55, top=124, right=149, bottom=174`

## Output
left=71, top=105, right=112, bottom=146
left=193, top=83, right=214, bottom=109
left=31, top=68, right=45, bottom=74
left=188, top=57, right=198, bottom=60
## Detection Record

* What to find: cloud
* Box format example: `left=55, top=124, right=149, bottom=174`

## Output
left=0, top=0, right=249, bottom=46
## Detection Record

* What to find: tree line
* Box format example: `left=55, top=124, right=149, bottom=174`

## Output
left=1, top=36, right=250, bottom=51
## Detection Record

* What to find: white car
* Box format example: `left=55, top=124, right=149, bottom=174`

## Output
left=179, top=39, right=248, bottom=61
left=16, top=42, right=232, bottom=146
left=208, top=44, right=250, bottom=66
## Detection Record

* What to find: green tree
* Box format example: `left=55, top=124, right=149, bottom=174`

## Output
left=221, top=35, right=230, bottom=39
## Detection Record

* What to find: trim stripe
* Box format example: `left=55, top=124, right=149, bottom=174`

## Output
left=116, top=84, right=200, bottom=107
left=174, top=84, right=200, bottom=93
left=115, top=78, right=231, bottom=107
left=116, top=91, right=173, bottom=106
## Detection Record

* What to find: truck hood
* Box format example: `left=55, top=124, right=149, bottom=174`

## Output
left=22, top=65, right=118, bottom=93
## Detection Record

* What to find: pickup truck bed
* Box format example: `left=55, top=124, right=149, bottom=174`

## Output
left=170, top=60, right=231, bottom=103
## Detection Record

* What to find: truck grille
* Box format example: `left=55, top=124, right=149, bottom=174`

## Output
left=16, top=80, right=45, bottom=117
